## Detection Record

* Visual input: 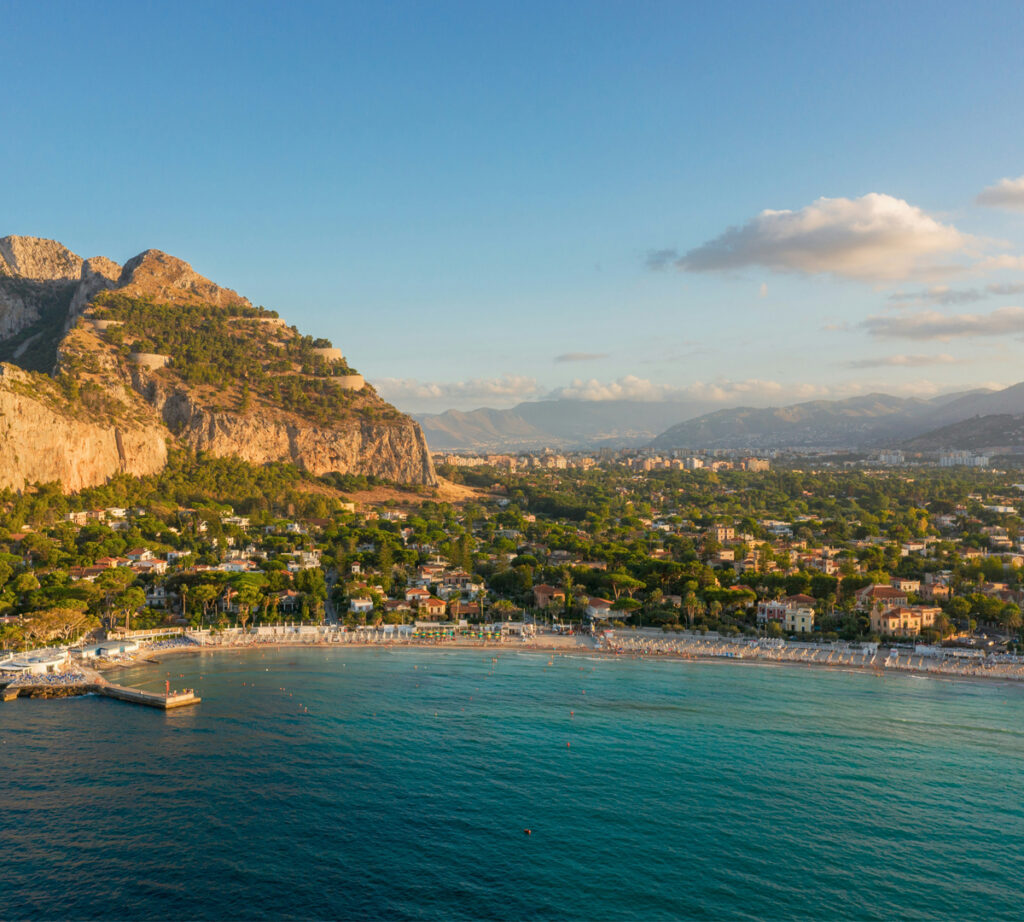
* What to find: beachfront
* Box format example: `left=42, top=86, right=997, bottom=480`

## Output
left=102, top=625, right=1024, bottom=683
left=597, top=631, right=1024, bottom=681
left=7, top=625, right=1024, bottom=701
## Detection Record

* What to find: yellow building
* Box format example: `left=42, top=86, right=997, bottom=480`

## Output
left=784, top=606, right=815, bottom=634
left=871, top=605, right=939, bottom=638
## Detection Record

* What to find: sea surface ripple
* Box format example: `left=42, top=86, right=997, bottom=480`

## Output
left=1, top=648, right=1022, bottom=920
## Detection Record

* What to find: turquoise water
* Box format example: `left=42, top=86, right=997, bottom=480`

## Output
left=1, top=648, right=1023, bottom=920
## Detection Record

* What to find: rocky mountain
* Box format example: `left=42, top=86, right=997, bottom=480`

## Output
left=418, top=399, right=724, bottom=452
left=903, top=414, right=1024, bottom=452
left=0, top=235, right=83, bottom=353
left=649, top=386, right=1024, bottom=451
left=0, top=235, right=436, bottom=492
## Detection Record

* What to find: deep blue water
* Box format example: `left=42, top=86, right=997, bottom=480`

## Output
left=1, top=648, right=1023, bottom=921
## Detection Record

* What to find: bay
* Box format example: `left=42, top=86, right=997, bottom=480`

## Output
left=1, top=648, right=1022, bottom=920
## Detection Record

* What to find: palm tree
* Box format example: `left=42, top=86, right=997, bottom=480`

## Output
left=222, top=586, right=237, bottom=627
left=1003, top=605, right=1022, bottom=644
left=684, top=590, right=700, bottom=629
left=236, top=587, right=262, bottom=631
left=192, top=583, right=218, bottom=628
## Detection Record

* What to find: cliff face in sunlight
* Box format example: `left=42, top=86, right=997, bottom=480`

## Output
left=0, top=235, right=436, bottom=492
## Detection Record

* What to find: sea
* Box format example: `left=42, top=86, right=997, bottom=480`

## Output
left=1, top=647, right=1023, bottom=921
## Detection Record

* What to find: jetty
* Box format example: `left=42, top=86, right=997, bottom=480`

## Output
left=1, top=663, right=200, bottom=709
left=0, top=680, right=200, bottom=708
left=98, top=683, right=200, bottom=709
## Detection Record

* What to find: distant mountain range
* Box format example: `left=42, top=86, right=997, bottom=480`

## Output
left=417, top=399, right=723, bottom=451
left=903, top=413, right=1024, bottom=452
left=651, top=383, right=1024, bottom=452
left=418, top=383, right=1024, bottom=453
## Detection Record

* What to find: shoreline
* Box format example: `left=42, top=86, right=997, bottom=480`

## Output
left=102, top=634, right=1024, bottom=687
left=10, top=633, right=1022, bottom=703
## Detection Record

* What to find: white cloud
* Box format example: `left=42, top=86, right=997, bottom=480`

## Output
left=376, top=375, right=542, bottom=402
left=888, top=285, right=985, bottom=306
left=670, top=193, right=976, bottom=281
left=976, top=175, right=1024, bottom=212
left=549, top=375, right=674, bottom=401
left=554, top=352, right=609, bottom=363
left=845, top=353, right=959, bottom=369
left=888, top=281, right=1024, bottom=306
left=646, top=249, right=678, bottom=270
left=381, top=371, right=998, bottom=414
left=975, top=254, right=1024, bottom=271
left=862, top=306, right=1024, bottom=340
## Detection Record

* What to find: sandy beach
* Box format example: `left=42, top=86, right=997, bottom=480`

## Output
left=91, top=626, right=1024, bottom=686
left=9, top=626, right=1023, bottom=697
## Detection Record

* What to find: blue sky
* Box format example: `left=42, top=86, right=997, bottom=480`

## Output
left=3, top=0, right=1024, bottom=412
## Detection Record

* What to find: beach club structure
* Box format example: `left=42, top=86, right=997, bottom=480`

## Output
left=0, top=648, right=69, bottom=676
left=78, top=640, right=141, bottom=660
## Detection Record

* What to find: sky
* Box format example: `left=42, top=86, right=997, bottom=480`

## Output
left=2, top=0, right=1024, bottom=413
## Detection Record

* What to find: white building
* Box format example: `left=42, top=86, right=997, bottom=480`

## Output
left=0, top=649, right=69, bottom=675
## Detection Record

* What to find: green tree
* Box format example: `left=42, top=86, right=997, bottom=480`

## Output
left=236, top=586, right=263, bottom=630
left=12, top=572, right=41, bottom=595
left=192, top=583, right=219, bottom=627
left=113, top=587, right=146, bottom=633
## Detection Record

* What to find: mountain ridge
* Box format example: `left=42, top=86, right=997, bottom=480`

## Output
left=418, top=387, right=1022, bottom=454
left=648, top=386, right=1024, bottom=451
left=903, top=412, right=1024, bottom=452
left=417, top=398, right=726, bottom=451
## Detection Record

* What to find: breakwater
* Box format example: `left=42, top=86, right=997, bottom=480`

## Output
left=1, top=676, right=199, bottom=709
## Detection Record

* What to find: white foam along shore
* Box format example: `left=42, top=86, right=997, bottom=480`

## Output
left=98, top=625, right=1024, bottom=685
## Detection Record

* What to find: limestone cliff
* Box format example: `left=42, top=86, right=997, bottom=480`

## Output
left=145, top=382, right=436, bottom=482
left=0, top=234, right=437, bottom=492
left=0, top=236, right=83, bottom=281
left=0, top=365, right=167, bottom=492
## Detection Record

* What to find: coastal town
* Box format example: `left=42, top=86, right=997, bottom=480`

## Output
left=3, top=450, right=1024, bottom=692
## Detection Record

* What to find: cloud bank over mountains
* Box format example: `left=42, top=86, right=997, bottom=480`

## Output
left=377, top=372, right=985, bottom=414
left=377, top=375, right=542, bottom=403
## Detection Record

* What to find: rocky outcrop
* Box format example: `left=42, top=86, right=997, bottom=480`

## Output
left=0, top=239, right=119, bottom=353
left=0, top=237, right=83, bottom=341
left=186, top=409, right=435, bottom=482
left=116, top=249, right=250, bottom=308
left=0, top=365, right=167, bottom=492
left=0, top=236, right=82, bottom=280
left=137, top=377, right=436, bottom=484
left=68, top=256, right=122, bottom=320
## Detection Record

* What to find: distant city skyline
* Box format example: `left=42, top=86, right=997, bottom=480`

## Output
left=3, top=0, right=1023, bottom=412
